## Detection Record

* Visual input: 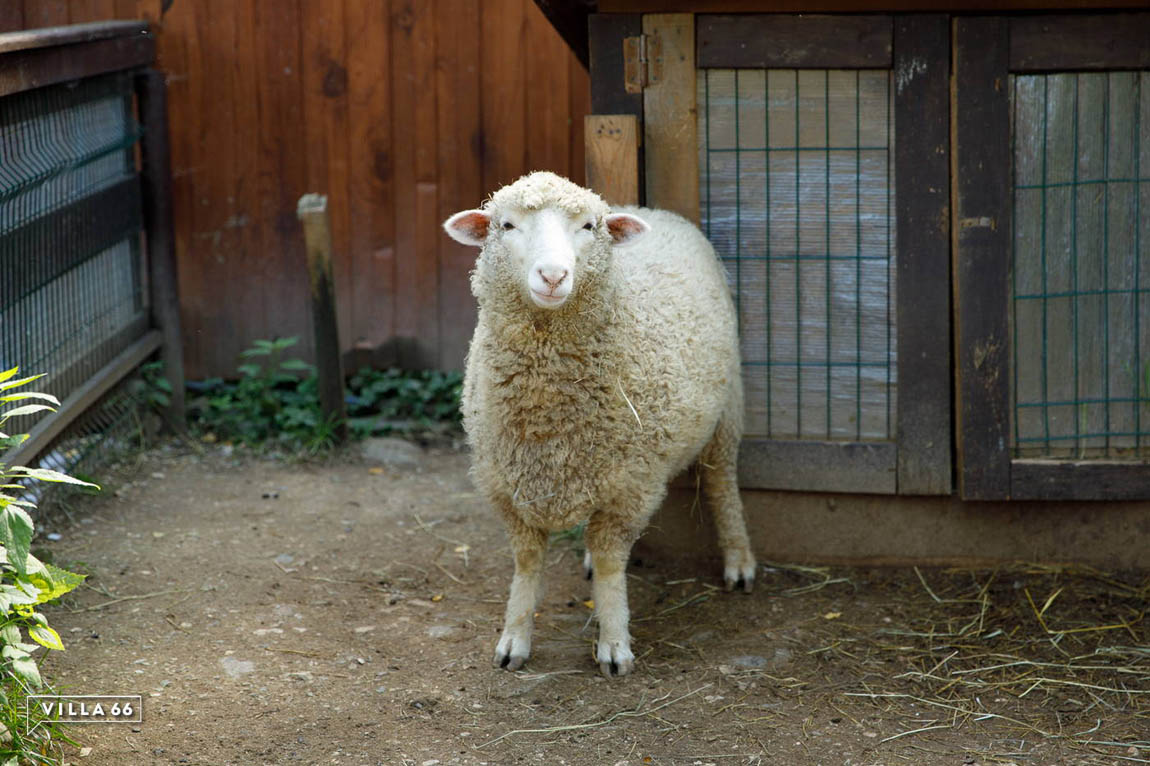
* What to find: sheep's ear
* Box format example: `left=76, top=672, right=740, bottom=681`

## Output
left=444, top=209, right=491, bottom=247
left=605, top=213, right=649, bottom=247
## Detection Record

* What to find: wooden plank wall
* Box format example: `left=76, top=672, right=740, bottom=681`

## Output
left=1, top=0, right=590, bottom=377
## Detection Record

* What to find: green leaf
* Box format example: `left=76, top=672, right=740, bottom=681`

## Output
left=0, top=506, right=33, bottom=575
left=0, top=403, right=54, bottom=419
left=0, top=368, right=18, bottom=385
left=0, top=392, right=59, bottom=406
left=0, top=373, right=44, bottom=391
left=28, top=624, right=64, bottom=651
left=279, top=359, right=313, bottom=372
left=9, top=467, right=99, bottom=489
left=5, top=648, right=42, bottom=688
left=0, top=624, right=21, bottom=645
left=27, top=563, right=85, bottom=604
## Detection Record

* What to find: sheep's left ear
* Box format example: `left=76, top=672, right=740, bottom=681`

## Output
left=605, top=213, right=649, bottom=247
left=444, top=209, right=491, bottom=247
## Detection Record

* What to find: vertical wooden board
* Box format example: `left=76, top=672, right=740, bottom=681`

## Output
left=253, top=0, right=310, bottom=372
left=0, top=5, right=23, bottom=32
left=643, top=13, right=698, bottom=224
left=480, top=0, right=527, bottom=195
left=585, top=115, right=639, bottom=206
left=68, top=0, right=116, bottom=23
left=301, top=0, right=351, bottom=357
left=894, top=14, right=951, bottom=495
left=435, top=0, right=482, bottom=370
left=346, top=0, right=395, bottom=365
left=953, top=17, right=1011, bottom=500
left=568, top=53, right=590, bottom=185
left=390, top=0, right=439, bottom=368
left=231, top=0, right=263, bottom=358
left=23, top=0, right=68, bottom=28
left=588, top=13, right=641, bottom=116
left=525, top=0, right=570, bottom=175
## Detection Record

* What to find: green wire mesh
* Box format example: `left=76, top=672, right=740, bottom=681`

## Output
left=1011, top=71, right=1150, bottom=459
left=1, top=72, right=150, bottom=477
left=698, top=69, right=897, bottom=441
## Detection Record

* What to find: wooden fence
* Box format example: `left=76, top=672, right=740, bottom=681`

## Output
left=2, top=0, right=590, bottom=377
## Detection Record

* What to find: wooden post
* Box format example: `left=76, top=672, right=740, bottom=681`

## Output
left=642, top=13, right=699, bottom=224
left=296, top=194, right=348, bottom=443
left=135, top=68, right=186, bottom=428
left=585, top=114, right=640, bottom=207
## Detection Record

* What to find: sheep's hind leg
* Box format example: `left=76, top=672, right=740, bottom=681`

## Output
left=493, top=521, right=548, bottom=671
left=701, top=416, right=757, bottom=593
left=585, top=511, right=643, bottom=678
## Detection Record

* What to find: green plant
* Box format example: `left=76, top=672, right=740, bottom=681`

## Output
left=187, top=337, right=338, bottom=453
left=0, top=367, right=90, bottom=763
left=346, top=367, right=463, bottom=438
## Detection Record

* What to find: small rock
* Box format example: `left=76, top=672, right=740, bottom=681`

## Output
left=79, top=747, right=93, bottom=757
left=360, top=437, right=424, bottom=469
left=353, top=625, right=376, bottom=634
left=274, top=553, right=294, bottom=566
left=730, top=655, right=768, bottom=669
left=427, top=625, right=454, bottom=638
left=46, top=533, right=62, bottom=541
left=286, top=671, right=313, bottom=683
left=422, top=760, right=440, bottom=766
left=219, top=656, right=255, bottom=679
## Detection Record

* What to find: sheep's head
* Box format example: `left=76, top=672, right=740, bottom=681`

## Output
left=443, top=172, right=648, bottom=311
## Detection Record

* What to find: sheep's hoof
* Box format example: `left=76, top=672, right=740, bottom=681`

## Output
left=595, top=640, right=635, bottom=678
left=493, top=633, right=530, bottom=671
left=723, top=552, right=757, bottom=594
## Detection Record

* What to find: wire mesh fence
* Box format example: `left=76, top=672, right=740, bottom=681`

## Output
left=698, top=68, right=897, bottom=441
left=1011, top=71, right=1150, bottom=459
left=0, top=70, right=150, bottom=476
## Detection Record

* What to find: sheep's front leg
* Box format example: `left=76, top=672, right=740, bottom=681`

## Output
left=493, top=522, right=548, bottom=671
left=585, top=512, right=640, bottom=678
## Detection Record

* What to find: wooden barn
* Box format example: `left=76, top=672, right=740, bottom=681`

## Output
left=534, top=2, right=1150, bottom=569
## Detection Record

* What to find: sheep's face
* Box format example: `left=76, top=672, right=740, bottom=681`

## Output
left=444, top=205, right=649, bottom=311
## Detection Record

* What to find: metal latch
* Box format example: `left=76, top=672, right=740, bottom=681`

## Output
left=623, top=34, right=662, bottom=94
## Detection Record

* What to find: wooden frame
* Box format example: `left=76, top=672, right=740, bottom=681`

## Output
left=0, top=21, right=185, bottom=467
left=953, top=13, right=1150, bottom=501
left=648, top=12, right=952, bottom=495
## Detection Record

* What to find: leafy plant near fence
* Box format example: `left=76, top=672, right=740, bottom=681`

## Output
left=0, top=368, right=90, bottom=763
left=186, top=337, right=463, bottom=451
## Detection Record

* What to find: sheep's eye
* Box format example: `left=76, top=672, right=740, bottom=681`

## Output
left=502, top=221, right=515, bottom=231
left=582, top=222, right=594, bottom=231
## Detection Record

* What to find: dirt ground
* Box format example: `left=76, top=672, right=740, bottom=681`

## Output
left=35, top=442, right=1148, bottom=766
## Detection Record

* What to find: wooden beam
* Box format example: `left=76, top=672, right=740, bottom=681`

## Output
left=531, top=0, right=595, bottom=70
left=739, top=439, right=898, bottom=494
left=894, top=14, right=951, bottom=495
left=642, top=13, right=698, bottom=224
left=697, top=14, right=892, bottom=69
left=1010, top=13, right=1150, bottom=72
left=135, top=68, right=186, bottom=426
left=2, top=331, right=162, bottom=469
left=0, top=19, right=146, bottom=53
left=0, top=30, right=154, bottom=97
left=585, top=114, right=640, bottom=207
left=601, top=0, right=1150, bottom=11
left=952, top=17, right=1012, bottom=500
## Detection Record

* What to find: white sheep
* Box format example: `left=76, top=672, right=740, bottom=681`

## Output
left=443, top=171, right=756, bottom=678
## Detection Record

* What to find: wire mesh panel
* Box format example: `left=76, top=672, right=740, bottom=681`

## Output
left=1012, top=72, right=1150, bottom=459
left=0, top=72, right=147, bottom=453
left=698, top=69, right=897, bottom=441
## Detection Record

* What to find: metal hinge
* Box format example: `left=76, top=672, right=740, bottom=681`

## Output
left=623, top=33, right=662, bottom=94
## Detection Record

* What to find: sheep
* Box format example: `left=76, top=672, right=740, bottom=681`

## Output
left=443, top=171, right=756, bottom=678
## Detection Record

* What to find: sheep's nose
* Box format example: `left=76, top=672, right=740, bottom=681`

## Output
left=538, top=267, right=568, bottom=289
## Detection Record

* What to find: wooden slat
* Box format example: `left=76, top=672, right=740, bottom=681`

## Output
left=697, top=14, right=892, bottom=69
left=0, top=5, right=24, bottom=33
left=0, top=32, right=154, bottom=97
left=568, top=50, right=591, bottom=185
left=642, top=13, right=698, bottom=224
left=739, top=439, right=898, bottom=494
left=894, top=14, right=950, bottom=495
left=301, top=0, right=352, bottom=357
left=68, top=0, right=117, bottom=24
left=21, top=1, right=69, bottom=29
left=346, top=0, right=396, bottom=368
left=585, top=115, right=640, bottom=206
left=135, top=68, right=186, bottom=424
left=391, top=0, right=440, bottom=369
left=526, top=0, right=572, bottom=176
left=1011, top=461, right=1150, bottom=501
left=480, top=0, right=528, bottom=194
left=952, top=17, right=1011, bottom=501
left=1010, top=14, right=1150, bottom=72
left=2, top=330, right=161, bottom=468
left=435, top=0, right=482, bottom=370
left=0, top=19, right=143, bottom=51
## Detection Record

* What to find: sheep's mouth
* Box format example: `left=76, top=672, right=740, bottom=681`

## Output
left=529, top=289, right=568, bottom=308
